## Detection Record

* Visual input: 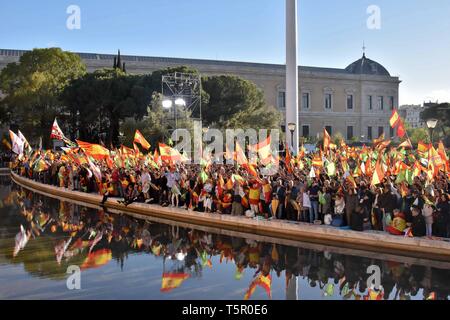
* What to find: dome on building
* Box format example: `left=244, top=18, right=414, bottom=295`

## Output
left=345, top=54, right=390, bottom=76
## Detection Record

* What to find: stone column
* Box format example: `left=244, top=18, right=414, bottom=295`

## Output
left=286, top=0, right=299, bottom=154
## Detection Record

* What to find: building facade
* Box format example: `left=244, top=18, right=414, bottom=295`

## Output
left=0, top=49, right=400, bottom=142
left=399, top=105, right=425, bottom=129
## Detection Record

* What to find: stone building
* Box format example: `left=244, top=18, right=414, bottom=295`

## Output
left=0, top=48, right=400, bottom=142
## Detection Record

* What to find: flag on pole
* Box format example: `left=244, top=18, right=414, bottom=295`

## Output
left=390, top=110, right=400, bottom=127
left=323, top=127, right=331, bottom=152
left=9, top=130, right=24, bottom=155
left=133, top=130, right=151, bottom=150
left=249, top=136, right=272, bottom=165
left=161, top=273, right=190, bottom=292
left=76, top=140, right=110, bottom=161
left=397, top=120, right=406, bottom=138
left=50, top=118, right=65, bottom=140
left=159, top=143, right=182, bottom=163
left=371, top=159, right=385, bottom=186
left=18, top=130, right=32, bottom=154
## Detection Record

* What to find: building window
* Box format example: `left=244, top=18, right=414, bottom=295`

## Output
left=347, top=126, right=354, bottom=140
left=368, top=95, right=373, bottom=110
left=302, top=92, right=310, bottom=109
left=377, top=96, right=384, bottom=110
left=378, top=126, right=384, bottom=137
left=368, top=126, right=372, bottom=140
left=302, top=125, right=310, bottom=138
left=389, top=96, right=395, bottom=110
left=277, top=91, right=286, bottom=109
left=324, top=93, right=332, bottom=110
left=325, top=126, right=332, bottom=136
left=390, top=127, right=395, bottom=138
left=347, top=95, right=354, bottom=110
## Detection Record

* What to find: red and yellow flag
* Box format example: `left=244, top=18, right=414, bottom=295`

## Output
left=371, top=159, right=385, bottom=186
left=134, top=130, right=151, bottom=150
left=76, top=140, right=110, bottom=161
left=390, top=110, right=400, bottom=127
left=160, top=273, right=190, bottom=292
left=244, top=274, right=272, bottom=300
left=323, top=127, right=331, bottom=152
left=159, top=143, right=182, bottom=163
left=249, top=136, right=272, bottom=165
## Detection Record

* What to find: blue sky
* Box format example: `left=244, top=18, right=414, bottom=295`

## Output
left=1, top=0, right=449, bottom=104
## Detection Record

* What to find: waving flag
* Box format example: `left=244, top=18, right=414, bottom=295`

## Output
left=323, top=127, right=331, bottom=152
left=161, top=273, right=190, bottom=292
left=397, top=120, right=406, bottom=138
left=18, top=130, right=32, bottom=153
left=390, top=110, right=400, bottom=127
left=249, top=136, right=272, bottom=165
left=159, top=143, right=182, bottom=163
left=9, top=130, right=24, bottom=155
left=371, top=159, right=385, bottom=186
left=50, top=118, right=65, bottom=140
left=244, top=274, right=272, bottom=300
left=50, top=118, right=77, bottom=147
left=77, top=140, right=110, bottom=161
left=134, top=130, right=151, bottom=150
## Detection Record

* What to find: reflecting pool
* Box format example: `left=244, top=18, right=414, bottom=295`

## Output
left=0, top=178, right=449, bottom=300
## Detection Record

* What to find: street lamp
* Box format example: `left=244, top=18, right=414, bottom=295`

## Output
left=175, top=98, right=186, bottom=107
left=162, top=99, right=173, bottom=109
left=288, top=122, right=296, bottom=149
left=426, top=119, right=438, bottom=144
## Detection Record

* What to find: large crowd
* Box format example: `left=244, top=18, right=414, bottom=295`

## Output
left=10, top=137, right=450, bottom=240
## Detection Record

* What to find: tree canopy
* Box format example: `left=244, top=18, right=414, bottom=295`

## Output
left=0, top=48, right=86, bottom=147
left=201, top=75, right=280, bottom=130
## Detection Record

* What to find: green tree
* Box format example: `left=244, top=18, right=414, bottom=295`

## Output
left=0, top=48, right=86, bottom=147
left=201, top=75, right=280, bottom=130
left=61, top=69, right=153, bottom=146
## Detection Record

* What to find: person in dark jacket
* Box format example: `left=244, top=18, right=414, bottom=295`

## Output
left=350, top=206, right=365, bottom=232
left=378, top=186, right=398, bottom=230
left=435, top=193, right=450, bottom=238
left=410, top=206, right=426, bottom=237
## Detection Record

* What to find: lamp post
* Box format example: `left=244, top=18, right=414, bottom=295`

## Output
left=288, top=122, right=296, bottom=150
left=426, top=119, right=438, bottom=144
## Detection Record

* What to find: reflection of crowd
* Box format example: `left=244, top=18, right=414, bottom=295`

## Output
left=10, top=142, right=450, bottom=240
left=6, top=187, right=450, bottom=300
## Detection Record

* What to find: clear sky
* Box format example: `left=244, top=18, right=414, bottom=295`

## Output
left=1, top=0, right=449, bottom=105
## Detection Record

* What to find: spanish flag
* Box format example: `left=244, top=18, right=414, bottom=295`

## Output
left=76, top=140, right=110, bottom=161
left=371, top=159, right=385, bottom=186
left=161, top=273, right=190, bottom=292
left=396, top=119, right=406, bottom=138
left=390, top=110, right=400, bottom=127
left=235, top=142, right=248, bottom=165
left=244, top=274, right=272, bottom=300
left=134, top=130, right=151, bottom=150
left=417, top=141, right=430, bottom=154
left=249, top=136, right=272, bottom=165
left=159, top=143, right=182, bottom=163
left=323, top=127, right=331, bottom=152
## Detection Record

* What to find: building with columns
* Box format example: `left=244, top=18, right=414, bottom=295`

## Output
left=0, top=48, right=400, bottom=142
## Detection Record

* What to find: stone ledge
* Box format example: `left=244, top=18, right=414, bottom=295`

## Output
left=10, top=172, right=450, bottom=261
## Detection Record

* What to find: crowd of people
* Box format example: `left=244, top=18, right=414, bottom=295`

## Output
left=9, top=137, right=450, bottom=240
left=4, top=187, right=449, bottom=300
